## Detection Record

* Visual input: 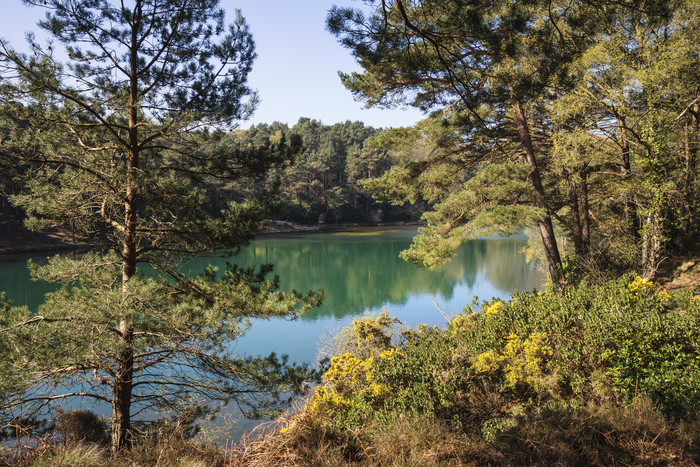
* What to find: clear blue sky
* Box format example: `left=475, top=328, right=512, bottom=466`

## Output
left=2, top=1, right=424, bottom=129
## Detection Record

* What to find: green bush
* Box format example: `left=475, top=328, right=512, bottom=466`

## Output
left=298, top=276, right=700, bottom=458
left=455, top=276, right=700, bottom=417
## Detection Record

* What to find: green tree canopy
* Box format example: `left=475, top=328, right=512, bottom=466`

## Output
left=550, top=0, right=700, bottom=277
left=328, top=0, right=690, bottom=286
left=0, top=0, right=320, bottom=453
left=208, top=118, right=409, bottom=225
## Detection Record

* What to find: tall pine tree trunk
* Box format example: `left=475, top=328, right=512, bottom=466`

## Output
left=111, top=162, right=138, bottom=453
left=112, top=181, right=137, bottom=453
left=111, top=323, right=134, bottom=454
left=512, top=98, right=564, bottom=291
left=111, top=13, right=140, bottom=453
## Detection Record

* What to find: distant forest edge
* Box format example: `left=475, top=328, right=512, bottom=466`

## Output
left=0, top=118, right=424, bottom=247
left=218, top=119, right=424, bottom=225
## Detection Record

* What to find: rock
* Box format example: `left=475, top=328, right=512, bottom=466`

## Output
left=678, top=260, right=696, bottom=273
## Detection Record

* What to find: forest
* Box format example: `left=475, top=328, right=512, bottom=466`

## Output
left=200, top=119, right=421, bottom=226
left=0, top=0, right=699, bottom=465
left=1, top=118, right=417, bottom=245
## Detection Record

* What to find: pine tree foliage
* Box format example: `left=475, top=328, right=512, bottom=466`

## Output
left=327, top=0, right=611, bottom=289
left=0, top=0, right=321, bottom=453
left=329, top=0, right=695, bottom=284
left=551, top=0, right=700, bottom=277
left=219, top=118, right=407, bottom=225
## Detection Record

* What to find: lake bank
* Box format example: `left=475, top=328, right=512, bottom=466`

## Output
left=10, top=276, right=699, bottom=467
left=3, top=222, right=695, bottom=296
left=230, top=277, right=700, bottom=466
left=0, top=220, right=423, bottom=257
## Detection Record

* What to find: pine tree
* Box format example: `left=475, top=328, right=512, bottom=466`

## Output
left=550, top=0, right=699, bottom=278
left=0, top=0, right=319, bottom=452
left=328, top=0, right=676, bottom=290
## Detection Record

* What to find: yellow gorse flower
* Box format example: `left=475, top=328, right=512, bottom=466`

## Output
left=628, top=276, right=657, bottom=299
left=472, top=332, right=553, bottom=391
left=657, top=289, right=671, bottom=303
left=483, top=300, right=503, bottom=315
left=309, top=348, right=400, bottom=419
left=627, top=276, right=674, bottom=303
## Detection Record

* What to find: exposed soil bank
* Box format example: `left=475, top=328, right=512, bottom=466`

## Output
left=656, top=254, right=700, bottom=293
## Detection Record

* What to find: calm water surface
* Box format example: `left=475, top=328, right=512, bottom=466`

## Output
left=0, top=226, right=543, bottom=435
left=1, top=227, right=542, bottom=363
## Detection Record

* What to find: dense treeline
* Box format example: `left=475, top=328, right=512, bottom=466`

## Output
left=208, top=118, right=422, bottom=226
left=330, top=0, right=700, bottom=287
left=0, top=118, right=420, bottom=243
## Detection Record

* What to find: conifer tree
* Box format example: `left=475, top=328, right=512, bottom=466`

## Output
left=0, top=0, right=319, bottom=452
left=328, top=0, right=675, bottom=290
left=552, top=0, right=700, bottom=278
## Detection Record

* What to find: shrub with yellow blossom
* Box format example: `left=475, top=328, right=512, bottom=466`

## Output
left=625, top=275, right=676, bottom=306
left=307, top=345, right=399, bottom=425
left=657, top=289, right=671, bottom=303
left=324, top=311, right=400, bottom=360
left=298, top=277, right=700, bottom=445
left=448, top=312, right=477, bottom=337
left=627, top=276, right=657, bottom=299
left=472, top=332, right=553, bottom=392
left=483, top=299, right=503, bottom=316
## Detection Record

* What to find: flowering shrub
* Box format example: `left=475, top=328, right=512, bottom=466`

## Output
left=307, top=347, right=398, bottom=426
left=627, top=275, right=657, bottom=298
left=322, top=353, right=372, bottom=396
left=472, top=332, right=553, bottom=391
left=327, top=311, right=400, bottom=360
left=483, top=299, right=503, bottom=315
left=448, top=311, right=476, bottom=336
left=301, top=276, right=699, bottom=443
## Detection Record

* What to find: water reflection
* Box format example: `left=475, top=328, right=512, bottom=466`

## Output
left=0, top=227, right=544, bottom=438
left=0, top=257, right=57, bottom=311
left=184, top=228, right=543, bottom=322
left=2, top=228, right=543, bottom=323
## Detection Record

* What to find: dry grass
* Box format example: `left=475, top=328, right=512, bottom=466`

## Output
left=4, top=396, right=697, bottom=466
left=483, top=397, right=700, bottom=466
left=228, top=411, right=355, bottom=466
left=5, top=405, right=697, bottom=466
left=228, top=395, right=700, bottom=466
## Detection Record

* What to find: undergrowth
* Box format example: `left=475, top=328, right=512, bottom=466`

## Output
left=5, top=276, right=699, bottom=465
left=234, top=276, right=700, bottom=465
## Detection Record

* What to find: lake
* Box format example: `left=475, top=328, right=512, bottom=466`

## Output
left=0, top=226, right=543, bottom=436
left=1, top=226, right=543, bottom=363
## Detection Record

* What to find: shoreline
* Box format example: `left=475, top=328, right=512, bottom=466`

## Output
left=5, top=225, right=693, bottom=295
left=0, top=221, right=420, bottom=258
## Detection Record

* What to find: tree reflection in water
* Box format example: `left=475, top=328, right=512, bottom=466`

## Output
left=184, top=227, right=544, bottom=321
